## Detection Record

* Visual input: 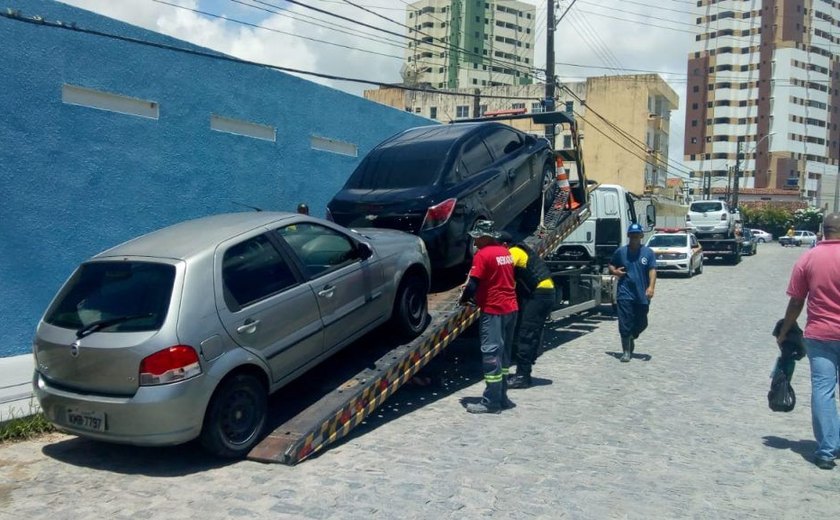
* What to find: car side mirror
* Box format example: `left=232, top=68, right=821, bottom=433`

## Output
left=357, top=242, right=373, bottom=260
left=645, top=204, right=656, bottom=231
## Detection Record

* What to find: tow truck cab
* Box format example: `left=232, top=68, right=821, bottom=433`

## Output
left=552, top=184, right=655, bottom=266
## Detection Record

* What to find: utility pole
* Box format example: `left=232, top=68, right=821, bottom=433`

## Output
left=472, top=88, right=481, bottom=118
left=835, top=139, right=840, bottom=212
left=544, top=0, right=556, bottom=149
left=732, top=137, right=743, bottom=209
left=725, top=167, right=733, bottom=204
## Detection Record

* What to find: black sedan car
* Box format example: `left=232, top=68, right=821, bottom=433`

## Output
left=327, top=123, right=555, bottom=269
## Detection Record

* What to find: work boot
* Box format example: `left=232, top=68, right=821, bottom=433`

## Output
left=620, top=336, right=632, bottom=363
left=466, top=400, right=502, bottom=414
left=629, top=336, right=636, bottom=357
left=508, top=373, right=532, bottom=389
left=502, top=396, right=517, bottom=409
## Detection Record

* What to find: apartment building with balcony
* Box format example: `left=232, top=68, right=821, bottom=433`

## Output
left=684, top=0, right=840, bottom=208
left=403, top=0, right=535, bottom=89
left=364, top=74, right=679, bottom=195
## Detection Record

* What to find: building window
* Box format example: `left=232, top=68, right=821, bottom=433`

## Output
left=62, top=84, right=159, bottom=120
left=430, top=107, right=437, bottom=119
left=456, top=105, right=470, bottom=118
left=563, top=135, right=572, bottom=149
left=512, top=102, right=525, bottom=109
left=691, top=120, right=698, bottom=127
left=691, top=103, right=698, bottom=110
left=691, top=137, right=697, bottom=144
left=565, top=101, right=574, bottom=113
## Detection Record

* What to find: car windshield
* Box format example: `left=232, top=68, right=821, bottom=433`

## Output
left=690, top=202, right=723, bottom=213
left=344, top=141, right=451, bottom=189
left=647, top=235, right=687, bottom=248
left=44, top=261, right=175, bottom=332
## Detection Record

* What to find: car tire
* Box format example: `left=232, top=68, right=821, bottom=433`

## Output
left=758, top=238, right=765, bottom=243
left=391, top=273, right=429, bottom=337
left=697, top=260, right=703, bottom=275
left=541, top=161, right=556, bottom=209
left=200, top=373, right=267, bottom=458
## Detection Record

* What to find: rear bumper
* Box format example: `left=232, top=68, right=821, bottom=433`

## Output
left=34, top=371, right=211, bottom=446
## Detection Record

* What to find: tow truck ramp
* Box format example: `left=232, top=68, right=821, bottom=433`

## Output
left=248, top=202, right=589, bottom=465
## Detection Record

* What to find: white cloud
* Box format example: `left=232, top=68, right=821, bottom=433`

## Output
left=59, top=0, right=694, bottom=176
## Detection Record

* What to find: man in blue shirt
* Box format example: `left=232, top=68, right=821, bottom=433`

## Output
left=608, top=223, right=657, bottom=362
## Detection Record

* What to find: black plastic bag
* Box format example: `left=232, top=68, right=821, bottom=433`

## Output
left=768, top=363, right=796, bottom=412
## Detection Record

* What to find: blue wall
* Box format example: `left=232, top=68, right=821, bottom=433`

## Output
left=0, top=0, right=429, bottom=357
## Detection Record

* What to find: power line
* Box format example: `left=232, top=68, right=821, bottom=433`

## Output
left=259, top=0, right=539, bottom=78
left=0, top=10, right=548, bottom=101
left=576, top=8, right=698, bottom=33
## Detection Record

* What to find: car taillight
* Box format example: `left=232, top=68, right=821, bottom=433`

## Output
left=139, top=345, right=201, bottom=386
left=421, top=198, right=457, bottom=230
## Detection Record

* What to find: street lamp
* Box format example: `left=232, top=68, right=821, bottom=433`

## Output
left=733, top=132, right=776, bottom=208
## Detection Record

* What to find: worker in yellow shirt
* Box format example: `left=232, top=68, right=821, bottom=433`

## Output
left=498, top=232, right=557, bottom=389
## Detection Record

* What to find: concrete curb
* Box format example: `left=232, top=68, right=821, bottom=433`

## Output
left=0, top=354, right=37, bottom=423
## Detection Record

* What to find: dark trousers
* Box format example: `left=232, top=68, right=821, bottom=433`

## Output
left=513, top=288, right=556, bottom=375
left=479, top=312, right=517, bottom=407
left=616, top=300, right=649, bottom=339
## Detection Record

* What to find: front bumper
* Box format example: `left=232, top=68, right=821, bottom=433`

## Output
left=33, top=370, right=211, bottom=446
left=655, top=259, right=691, bottom=274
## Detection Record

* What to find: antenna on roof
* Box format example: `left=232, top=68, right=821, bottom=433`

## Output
left=231, top=201, right=263, bottom=212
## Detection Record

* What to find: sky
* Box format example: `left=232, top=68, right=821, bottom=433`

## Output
left=56, top=0, right=698, bottom=179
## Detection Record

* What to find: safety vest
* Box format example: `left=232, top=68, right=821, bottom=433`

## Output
left=510, top=242, right=554, bottom=295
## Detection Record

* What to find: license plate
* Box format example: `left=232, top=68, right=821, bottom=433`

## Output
left=66, top=408, right=106, bottom=432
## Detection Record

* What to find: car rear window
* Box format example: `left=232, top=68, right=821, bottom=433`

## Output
left=45, top=261, right=175, bottom=332
left=344, top=141, right=451, bottom=189
left=647, top=235, right=687, bottom=248
left=690, top=202, right=723, bottom=212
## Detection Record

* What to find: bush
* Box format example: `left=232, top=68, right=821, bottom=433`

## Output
left=740, top=206, right=793, bottom=238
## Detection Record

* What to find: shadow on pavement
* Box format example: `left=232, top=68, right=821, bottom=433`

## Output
left=41, top=437, right=235, bottom=476
left=762, top=435, right=818, bottom=462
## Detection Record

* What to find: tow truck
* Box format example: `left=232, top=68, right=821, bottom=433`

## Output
left=248, top=111, right=594, bottom=465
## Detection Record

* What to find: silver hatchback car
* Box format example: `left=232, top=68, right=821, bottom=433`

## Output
left=33, top=212, right=430, bottom=457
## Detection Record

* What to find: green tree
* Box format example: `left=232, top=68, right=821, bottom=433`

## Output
left=740, top=205, right=793, bottom=238
left=792, top=207, right=823, bottom=232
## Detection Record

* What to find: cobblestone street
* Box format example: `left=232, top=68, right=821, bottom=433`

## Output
left=1, top=244, right=837, bottom=519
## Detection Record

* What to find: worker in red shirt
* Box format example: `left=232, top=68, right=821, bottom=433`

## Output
left=459, top=220, right=519, bottom=413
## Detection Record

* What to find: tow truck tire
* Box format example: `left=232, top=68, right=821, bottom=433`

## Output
left=697, top=260, right=703, bottom=274
left=391, top=273, right=429, bottom=337
left=200, top=373, right=267, bottom=458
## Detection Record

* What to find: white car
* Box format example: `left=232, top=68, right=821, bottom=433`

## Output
left=685, top=200, right=737, bottom=238
left=646, top=229, right=704, bottom=277
left=751, top=229, right=773, bottom=243
left=781, top=230, right=818, bottom=247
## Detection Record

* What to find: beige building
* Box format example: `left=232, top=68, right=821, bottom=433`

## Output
left=403, top=0, right=535, bottom=89
left=364, top=74, right=679, bottom=195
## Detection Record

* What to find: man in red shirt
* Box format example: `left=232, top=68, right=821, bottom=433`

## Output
left=459, top=220, right=519, bottom=413
left=777, top=213, right=840, bottom=469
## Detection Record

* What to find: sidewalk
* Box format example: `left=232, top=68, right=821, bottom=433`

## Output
left=0, top=354, right=36, bottom=423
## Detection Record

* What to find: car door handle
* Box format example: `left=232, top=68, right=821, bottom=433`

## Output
left=318, top=285, right=335, bottom=298
left=507, top=169, right=516, bottom=181
left=236, top=319, right=260, bottom=335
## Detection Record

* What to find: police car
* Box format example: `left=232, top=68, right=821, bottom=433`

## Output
left=645, top=228, right=703, bottom=277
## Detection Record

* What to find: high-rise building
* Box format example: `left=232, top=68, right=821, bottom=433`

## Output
left=403, top=0, right=535, bottom=89
left=684, top=0, right=840, bottom=207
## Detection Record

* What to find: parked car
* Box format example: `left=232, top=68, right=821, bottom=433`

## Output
left=33, top=212, right=431, bottom=457
left=740, top=227, right=758, bottom=256
left=780, top=230, right=818, bottom=247
left=646, top=228, right=703, bottom=277
left=751, top=229, right=773, bottom=243
left=327, top=122, right=555, bottom=269
left=685, top=200, right=737, bottom=238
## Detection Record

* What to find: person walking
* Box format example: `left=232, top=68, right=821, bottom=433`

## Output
left=498, top=232, right=556, bottom=389
left=458, top=220, right=518, bottom=413
left=608, top=223, right=657, bottom=362
left=776, top=213, right=840, bottom=470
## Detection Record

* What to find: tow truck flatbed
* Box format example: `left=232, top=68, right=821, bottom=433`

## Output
left=248, top=200, right=589, bottom=465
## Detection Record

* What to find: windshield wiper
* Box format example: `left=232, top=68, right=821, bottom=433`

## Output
left=75, top=313, right=154, bottom=339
